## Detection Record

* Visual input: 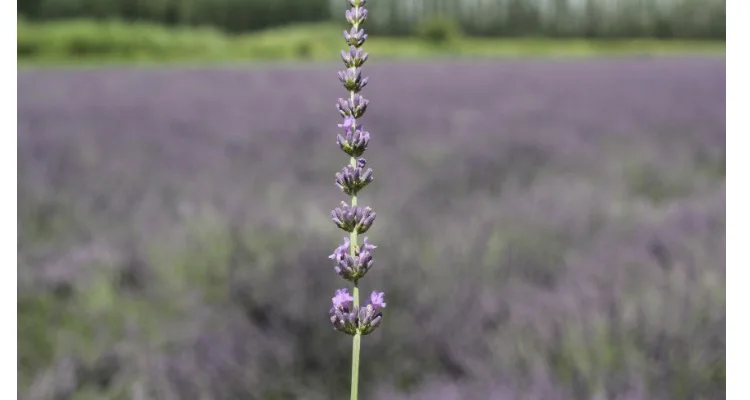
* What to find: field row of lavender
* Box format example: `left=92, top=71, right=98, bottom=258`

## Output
left=18, top=58, right=725, bottom=399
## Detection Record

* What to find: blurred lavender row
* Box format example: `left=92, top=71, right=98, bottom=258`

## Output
left=18, top=58, right=725, bottom=400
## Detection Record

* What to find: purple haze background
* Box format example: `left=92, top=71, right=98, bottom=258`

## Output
left=18, top=58, right=725, bottom=399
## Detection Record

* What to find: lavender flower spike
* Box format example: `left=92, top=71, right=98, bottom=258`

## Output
left=327, top=1, right=385, bottom=399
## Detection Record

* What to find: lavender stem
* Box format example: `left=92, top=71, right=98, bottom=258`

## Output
left=350, top=282, right=361, bottom=400
left=347, top=6, right=363, bottom=399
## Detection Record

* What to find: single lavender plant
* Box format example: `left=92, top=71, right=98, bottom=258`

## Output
left=328, top=1, right=385, bottom=399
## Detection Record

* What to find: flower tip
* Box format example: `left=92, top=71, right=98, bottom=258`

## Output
left=332, top=288, right=354, bottom=309
left=370, top=291, right=386, bottom=309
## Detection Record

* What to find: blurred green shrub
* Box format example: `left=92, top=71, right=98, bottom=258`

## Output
left=414, top=16, right=463, bottom=45
left=625, top=161, right=694, bottom=204
left=17, top=17, right=724, bottom=63
left=18, top=0, right=331, bottom=34
left=17, top=18, right=230, bottom=60
left=16, top=18, right=342, bottom=62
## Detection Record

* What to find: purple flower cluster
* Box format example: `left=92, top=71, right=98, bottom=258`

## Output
left=329, top=237, right=376, bottom=281
left=329, top=0, right=385, bottom=337
left=331, top=201, right=376, bottom=234
left=330, top=288, right=385, bottom=336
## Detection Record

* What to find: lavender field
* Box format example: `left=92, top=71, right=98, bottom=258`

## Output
left=17, top=58, right=726, bottom=400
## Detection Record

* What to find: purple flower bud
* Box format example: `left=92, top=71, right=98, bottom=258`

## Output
left=335, top=158, right=373, bottom=196
left=331, top=202, right=376, bottom=233
left=358, top=208, right=376, bottom=233
left=336, top=99, right=349, bottom=117
left=357, top=293, right=385, bottom=335
left=331, top=308, right=358, bottom=335
left=343, top=28, right=368, bottom=47
left=361, top=314, right=382, bottom=335
left=337, top=94, right=369, bottom=118
left=338, top=68, right=369, bottom=93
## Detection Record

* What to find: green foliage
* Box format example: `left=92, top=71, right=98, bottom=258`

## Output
left=18, top=0, right=331, bottom=33
left=625, top=161, right=695, bottom=204
left=17, top=292, right=60, bottom=385
left=17, top=18, right=230, bottom=60
left=17, top=18, right=724, bottom=65
left=414, top=16, right=463, bottom=45
left=484, top=227, right=569, bottom=289
left=366, top=0, right=725, bottom=39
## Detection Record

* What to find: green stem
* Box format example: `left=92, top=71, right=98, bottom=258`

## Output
left=349, top=14, right=363, bottom=398
left=350, top=283, right=361, bottom=400
left=349, top=160, right=360, bottom=400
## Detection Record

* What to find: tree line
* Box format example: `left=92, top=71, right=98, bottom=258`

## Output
left=18, top=0, right=725, bottom=39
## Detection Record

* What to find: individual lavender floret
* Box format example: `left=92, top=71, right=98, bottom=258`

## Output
left=330, top=237, right=377, bottom=281
left=338, top=115, right=356, bottom=131
left=333, top=288, right=354, bottom=309
left=335, top=158, right=373, bottom=196
left=337, top=68, right=369, bottom=93
left=337, top=94, right=369, bottom=118
left=369, top=291, right=386, bottom=309
left=331, top=201, right=376, bottom=233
